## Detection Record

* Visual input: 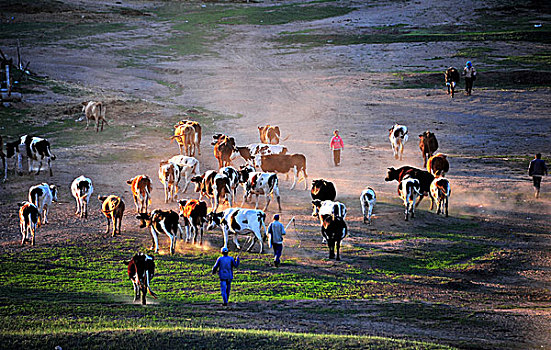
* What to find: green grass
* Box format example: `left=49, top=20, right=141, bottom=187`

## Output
left=0, top=22, right=131, bottom=41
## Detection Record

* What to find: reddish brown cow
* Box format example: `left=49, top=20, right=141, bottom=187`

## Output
left=418, top=131, right=439, bottom=167
left=212, top=134, right=236, bottom=169
left=126, top=175, right=152, bottom=214
left=427, top=153, right=449, bottom=177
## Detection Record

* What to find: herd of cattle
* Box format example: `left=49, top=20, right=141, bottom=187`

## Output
left=0, top=103, right=453, bottom=304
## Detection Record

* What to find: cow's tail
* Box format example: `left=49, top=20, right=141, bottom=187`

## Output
left=259, top=212, right=267, bottom=241
left=146, top=184, right=152, bottom=205
left=146, top=270, right=158, bottom=299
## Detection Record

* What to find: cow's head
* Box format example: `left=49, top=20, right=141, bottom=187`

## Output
left=98, top=195, right=108, bottom=203
left=311, top=199, right=323, bottom=217
left=178, top=199, right=188, bottom=217
left=385, top=167, right=399, bottom=182
left=49, top=185, right=58, bottom=202
left=206, top=211, right=224, bottom=230
left=311, top=179, right=325, bottom=190
left=136, top=212, right=152, bottom=228
left=238, top=165, right=254, bottom=183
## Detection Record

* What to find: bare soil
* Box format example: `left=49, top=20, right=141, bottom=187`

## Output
left=1, top=0, right=550, bottom=349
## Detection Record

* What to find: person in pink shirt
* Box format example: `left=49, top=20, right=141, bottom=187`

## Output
left=330, top=129, right=344, bottom=166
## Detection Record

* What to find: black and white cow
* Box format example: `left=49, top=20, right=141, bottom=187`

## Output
left=359, top=187, right=376, bottom=225
left=71, top=175, right=93, bottom=218
left=398, top=177, right=421, bottom=221
left=18, top=201, right=39, bottom=246
left=311, top=199, right=347, bottom=223
left=388, top=124, right=408, bottom=161
left=238, top=167, right=281, bottom=212
left=430, top=177, right=451, bottom=217
left=127, top=253, right=157, bottom=305
left=28, top=183, right=58, bottom=225
left=385, top=166, right=434, bottom=207
left=207, top=208, right=267, bottom=253
left=16, top=135, right=56, bottom=176
left=219, top=166, right=240, bottom=198
left=321, top=216, right=347, bottom=261
left=178, top=199, right=209, bottom=244
left=190, top=170, right=233, bottom=213
left=158, top=161, right=180, bottom=203
left=136, top=209, right=183, bottom=255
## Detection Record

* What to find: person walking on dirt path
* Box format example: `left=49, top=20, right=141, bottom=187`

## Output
left=330, top=129, right=344, bottom=166
left=267, top=214, right=286, bottom=267
left=212, top=247, right=240, bottom=306
left=463, top=61, right=477, bottom=96
left=528, top=153, right=548, bottom=198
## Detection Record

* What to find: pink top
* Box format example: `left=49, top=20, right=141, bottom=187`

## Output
left=330, top=135, right=344, bottom=150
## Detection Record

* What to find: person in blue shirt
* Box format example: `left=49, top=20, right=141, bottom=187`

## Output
left=267, top=214, right=286, bottom=267
left=212, top=247, right=240, bottom=306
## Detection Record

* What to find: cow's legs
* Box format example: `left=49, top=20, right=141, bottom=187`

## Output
left=411, top=197, right=416, bottom=218
left=20, top=223, right=26, bottom=245
left=246, top=235, right=256, bottom=252
left=367, top=204, right=373, bottom=225
left=30, top=225, right=35, bottom=246
left=328, top=239, right=335, bottom=259
left=335, top=239, right=341, bottom=261
left=105, top=215, right=111, bottom=234
left=157, top=221, right=175, bottom=254
left=289, top=167, right=298, bottom=190
left=445, top=197, right=449, bottom=217
left=150, top=227, right=160, bottom=253
left=233, top=234, right=241, bottom=250
left=404, top=200, right=409, bottom=221
left=2, top=157, right=6, bottom=182
left=132, top=280, right=140, bottom=302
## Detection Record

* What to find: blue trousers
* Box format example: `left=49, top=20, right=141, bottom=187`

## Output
left=273, top=243, right=283, bottom=263
left=220, top=279, right=232, bottom=304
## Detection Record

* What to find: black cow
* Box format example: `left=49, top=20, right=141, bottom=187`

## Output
left=321, top=216, right=347, bottom=261
left=385, top=166, right=434, bottom=206
left=127, top=253, right=157, bottom=305
left=310, top=179, right=336, bottom=202
left=418, top=131, right=438, bottom=167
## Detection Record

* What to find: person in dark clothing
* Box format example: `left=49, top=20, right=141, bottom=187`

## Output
left=267, top=214, right=286, bottom=267
left=528, top=153, right=548, bottom=198
left=212, top=247, right=240, bottom=306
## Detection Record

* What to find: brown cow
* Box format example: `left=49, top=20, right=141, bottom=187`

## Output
left=212, top=134, right=236, bottom=169
left=80, top=101, right=109, bottom=132
left=258, top=125, right=288, bottom=145
left=178, top=199, right=208, bottom=244
left=175, top=120, right=202, bottom=155
left=418, top=131, right=439, bottom=167
left=126, top=175, right=152, bottom=214
left=427, top=153, right=449, bottom=177
left=171, top=123, right=195, bottom=156
left=257, top=153, right=308, bottom=190
left=98, top=195, right=125, bottom=236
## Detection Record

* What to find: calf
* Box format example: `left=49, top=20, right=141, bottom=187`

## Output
left=168, top=155, right=200, bottom=193
left=239, top=169, right=282, bottom=212
left=398, top=177, right=421, bottom=221
left=360, top=187, right=376, bottom=225
left=427, top=153, right=449, bottom=177
left=257, top=153, right=308, bottom=190
left=321, top=216, right=347, bottom=261
left=174, top=120, right=202, bottom=155
left=385, top=166, right=434, bottom=206
left=178, top=199, right=208, bottom=244
left=127, top=253, right=157, bottom=305
left=311, top=199, right=347, bottom=224
left=190, top=170, right=233, bottom=213
left=126, top=175, right=152, bottom=214
left=418, top=131, right=438, bottom=167
left=71, top=175, right=93, bottom=218
left=17, top=135, right=56, bottom=176
left=80, top=101, right=108, bottom=132
left=207, top=208, right=267, bottom=253
left=445, top=67, right=460, bottom=98
left=212, top=134, right=236, bottom=169
left=28, top=182, right=58, bottom=225
left=158, top=161, right=180, bottom=203
left=98, top=195, right=125, bottom=236
left=311, top=179, right=336, bottom=202
left=388, top=124, right=408, bottom=161
left=171, top=123, right=196, bottom=156
left=18, top=201, right=39, bottom=246
left=137, top=209, right=183, bottom=255
left=430, top=177, right=451, bottom=217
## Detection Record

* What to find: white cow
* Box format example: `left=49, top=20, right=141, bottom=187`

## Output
left=219, top=166, right=240, bottom=198
left=360, top=187, right=376, bottom=225
left=398, top=177, right=421, bottom=221
left=71, top=175, right=93, bottom=218
left=158, top=161, right=180, bottom=203
left=28, top=183, right=58, bottom=225
left=168, top=155, right=200, bottom=193
left=389, top=123, right=408, bottom=161
left=207, top=208, right=267, bottom=253
left=430, top=177, right=451, bottom=217
left=16, top=135, right=56, bottom=176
